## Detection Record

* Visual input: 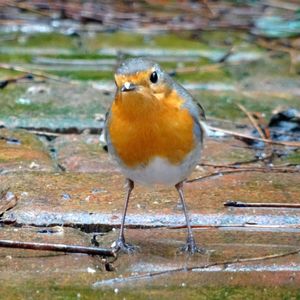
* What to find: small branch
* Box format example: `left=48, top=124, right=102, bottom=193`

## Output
left=207, top=125, right=300, bottom=147
left=0, top=240, right=116, bottom=257
left=26, top=130, right=61, bottom=137
left=187, top=169, right=252, bottom=183
left=169, top=223, right=300, bottom=230
left=93, top=248, right=300, bottom=287
left=187, top=167, right=299, bottom=183
left=199, top=160, right=271, bottom=168
left=224, top=201, right=300, bottom=209
left=0, top=63, right=74, bottom=84
left=237, top=104, right=266, bottom=139
left=236, top=104, right=276, bottom=164
left=218, top=46, right=235, bottom=63
left=0, top=74, right=34, bottom=89
left=255, top=39, right=299, bottom=74
left=5, top=1, right=53, bottom=17
left=264, top=0, right=300, bottom=12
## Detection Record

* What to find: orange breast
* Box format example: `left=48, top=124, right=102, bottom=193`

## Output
left=108, top=90, right=195, bottom=167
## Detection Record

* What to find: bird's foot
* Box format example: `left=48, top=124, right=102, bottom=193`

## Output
left=111, top=237, right=139, bottom=254
left=180, top=236, right=206, bottom=255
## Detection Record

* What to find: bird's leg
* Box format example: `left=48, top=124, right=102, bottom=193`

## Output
left=112, top=179, right=138, bottom=254
left=175, top=181, right=206, bottom=254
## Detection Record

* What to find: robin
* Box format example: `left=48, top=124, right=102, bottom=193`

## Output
left=105, top=57, right=205, bottom=254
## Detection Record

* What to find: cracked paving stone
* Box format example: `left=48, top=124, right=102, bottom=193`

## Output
left=0, top=226, right=110, bottom=286
left=0, top=170, right=299, bottom=228
left=94, top=228, right=300, bottom=288
left=0, top=128, right=56, bottom=173
left=0, top=82, right=111, bottom=132
left=54, top=134, right=118, bottom=173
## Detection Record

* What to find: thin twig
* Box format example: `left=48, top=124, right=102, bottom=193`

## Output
left=264, top=0, right=300, bottom=12
left=0, top=63, right=75, bottom=84
left=93, top=248, right=300, bottom=287
left=199, top=161, right=271, bottom=168
left=187, top=167, right=299, bottom=183
left=207, top=125, right=300, bottom=147
left=26, top=130, right=61, bottom=137
left=236, top=104, right=276, bottom=164
left=224, top=201, right=300, bottom=209
left=0, top=240, right=116, bottom=257
left=237, top=104, right=266, bottom=139
left=169, top=223, right=300, bottom=230
left=0, top=74, right=33, bottom=89
left=5, top=1, right=53, bottom=17
left=255, top=39, right=299, bottom=74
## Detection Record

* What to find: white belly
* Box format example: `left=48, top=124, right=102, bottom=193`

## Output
left=118, top=146, right=201, bottom=186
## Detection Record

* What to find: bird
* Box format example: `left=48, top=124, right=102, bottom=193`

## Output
left=104, top=57, right=205, bottom=254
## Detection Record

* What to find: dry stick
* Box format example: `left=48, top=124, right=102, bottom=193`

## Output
left=207, top=125, right=300, bottom=147
left=237, top=104, right=266, bottom=139
left=0, top=74, right=33, bottom=89
left=169, top=223, right=300, bottom=230
left=236, top=103, right=276, bottom=164
left=264, top=0, right=300, bottom=11
left=0, top=240, right=116, bottom=257
left=255, top=39, right=298, bottom=74
left=172, top=47, right=233, bottom=75
left=200, top=163, right=299, bottom=170
left=0, top=63, right=74, bottom=84
left=4, top=1, right=53, bottom=17
left=224, top=201, right=300, bottom=208
left=26, top=130, right=61, bottom=137
left=187, top=167, right=299, bottom=183
left=93, top=248, right=300, bottom=286
left=199, top=162, right=300, bottom=169
left=199, top=162, right=267, bottom=168
left=207, top=118, right=300, bottom=139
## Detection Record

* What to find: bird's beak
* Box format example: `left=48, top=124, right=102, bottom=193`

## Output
left=121, top=82, right=136, bottom=92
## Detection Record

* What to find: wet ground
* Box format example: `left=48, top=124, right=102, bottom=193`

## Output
left=1, top=1, right=300, bottom=299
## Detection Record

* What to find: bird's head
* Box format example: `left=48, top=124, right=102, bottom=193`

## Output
left=114, top=57, right=173, bottom=102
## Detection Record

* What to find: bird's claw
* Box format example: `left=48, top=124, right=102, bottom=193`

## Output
left=112, top=238, right=139, bottom=254
left=180, top=236, right=206, bottom=255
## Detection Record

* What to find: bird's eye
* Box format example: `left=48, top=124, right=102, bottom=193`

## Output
left=150, top=71, right=158, bottom=83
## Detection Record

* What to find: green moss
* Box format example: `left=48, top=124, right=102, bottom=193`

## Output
left=153, top=33, right=208, bottom=50
left=1, top=283, right=300, bottom=300
left=47, top=53, right=115, bottom=60
left=0, top=53, right=33, bottom=64
left=87, top=32, right=146, bottom=50
left=19, top=33, right=73, bottom=49
left=0, top=128, right=43, bottom=149
left=0, top=86, right=71, bottom=118
left=0, top=69, right=22, bottom=80
left=0, top=102, right=70, bottom=118
left=51, top=70, right=113, bottom=81
left=175, top=67, right=232, bottom=82
left=86, top=31, right=212, bottom=51
left=192, top=92, right=261, bottom=120
left=194, top=91, right=300, bottom=121
left=226, top=55, right=291, bottom=81
left=285, top=151, right=300, bottom=164
left=0, top=85, right=26, bottom=106
left=200, top=31, right=247, bottom=47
